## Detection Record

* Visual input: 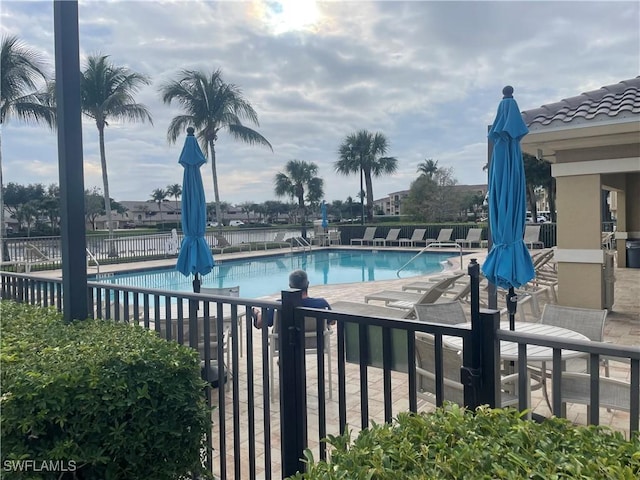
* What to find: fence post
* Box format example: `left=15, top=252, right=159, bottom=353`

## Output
left=280, top=289, right=307, bottom=478
left=462, top=259, right=500, bottom=408
left=476, top=310, right=500, bottom=407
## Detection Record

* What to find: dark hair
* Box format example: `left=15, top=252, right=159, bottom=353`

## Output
left=288, top=269, right=309, bottom=290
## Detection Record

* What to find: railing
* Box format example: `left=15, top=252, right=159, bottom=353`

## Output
left=1, top=266, right=638, bottom=479
left=85, top=248, right=100, bottom=276
left=1, top=228, right=306, bottom=269
left=397, top=242, right=464, bottom=275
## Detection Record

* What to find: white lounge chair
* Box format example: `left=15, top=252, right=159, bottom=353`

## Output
left=364, top=275, right=464, bottom=309
left=414, top=301, right=468, bottom=325
left=398, top=228, right=427, bottom=247
left=455, top=228, right=483, bottom=248
left=350, top=227, right=377, bottom=246
left=373, top=228, right=401, bottom=247
left=214, top=234, right=251, bottom=253
left=425, top=228, right=453, bottom=245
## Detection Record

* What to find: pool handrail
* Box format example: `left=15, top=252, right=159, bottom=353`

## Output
left=397, top=242, right=463, bottom=276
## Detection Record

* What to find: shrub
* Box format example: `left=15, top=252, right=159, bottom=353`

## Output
left=0, top=301, right=210, bottom=480
left=291, top=405, right=640, bottom=480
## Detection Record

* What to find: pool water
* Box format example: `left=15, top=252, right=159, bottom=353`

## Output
left=98, top=249, right=453, bottom=298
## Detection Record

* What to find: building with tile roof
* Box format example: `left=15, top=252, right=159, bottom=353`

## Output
left=520, top=77, right=639, bottom=309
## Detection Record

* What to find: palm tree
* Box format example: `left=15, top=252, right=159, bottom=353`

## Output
left=335, top=130, right=398, bottom=222
left=166, top=183, right=182, bottom=228
left=80, top=54, right=152, bottom=245
left=150, top=188, right=167, bottom=224
left=274, top=159, right=324, bottom=226
left=417, top=158, right=439, bottom=178
left=0, top=36, right=56, bottom=259
left=160, top=69, right=272, bottom=227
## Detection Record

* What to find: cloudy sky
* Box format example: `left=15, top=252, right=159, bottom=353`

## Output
left=2, top=1, right=638, bottom=207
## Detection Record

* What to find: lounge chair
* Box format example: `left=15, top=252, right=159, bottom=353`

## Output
left=350, top=226, right=377, bottom=246
left=524, top=225, right=544, bottom=249
left=402, top=271, right=465, bottom=293
left=373, top=228, right=401, bottom=247
left=22, top=243, right=58, bottom=272
left=271, top=232, right=291, bottom=248
left=455, top=228, right=483, bottom=248
left=398, top=228, right=427, bottom=247
left=214, top=234, right=251, bottom=253
left=332, top=300, right=415, bottom=319
left=413, top=300, right=468, bottom=325
left=364, top=275, right=463, bottom=309
left=424, top=228, right=453, bottom=245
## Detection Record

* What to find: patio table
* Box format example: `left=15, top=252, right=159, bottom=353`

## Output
left=444, top=322, right=590, bottom=413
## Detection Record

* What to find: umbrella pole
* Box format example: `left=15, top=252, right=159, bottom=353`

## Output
left=506, top=287, right=517, bottom=330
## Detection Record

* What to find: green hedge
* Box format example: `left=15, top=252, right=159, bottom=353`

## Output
left=0, top=301, right=210, bottom=480
left=291, top=405, right=640, bottom=480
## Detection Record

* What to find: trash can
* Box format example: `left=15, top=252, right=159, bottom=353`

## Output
left=603, top=251, right=615, bottom=310
left=626, top=240, right=640, bottom=268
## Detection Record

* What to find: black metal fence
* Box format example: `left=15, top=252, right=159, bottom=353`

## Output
left=1, top=267, right=638, bottom=479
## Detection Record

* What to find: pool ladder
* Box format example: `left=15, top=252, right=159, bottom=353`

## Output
left=291, top=236, right=312, bottom=251
left=396, top=242, right=464, bottom=277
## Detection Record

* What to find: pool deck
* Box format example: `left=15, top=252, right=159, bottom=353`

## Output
left=27, top=245, right=639, bottom=478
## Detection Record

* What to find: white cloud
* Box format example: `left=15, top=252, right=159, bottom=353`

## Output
left=1, top=0, right=638, bottom=204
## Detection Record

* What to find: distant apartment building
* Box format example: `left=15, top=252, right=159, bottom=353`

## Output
left=373, top=184, right=488, bottom=216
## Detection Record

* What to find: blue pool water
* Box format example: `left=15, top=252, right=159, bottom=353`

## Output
left=98, top=249, right=453, bottom=298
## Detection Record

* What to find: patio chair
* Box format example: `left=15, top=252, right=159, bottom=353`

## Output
left=364, top=274, right=464, bottom=309
left=328, top=230, right=342, bottom=245
left=414, top=300, right=467, bottom=325
left=424, top=228, right=453, bottom=246
left=523, top=225, right=544, bottom=249
left=350, top=227, right=377, bottom=246
left=531, top=304, right=608, bottom=410
left=455, top=228, right=483, bottom=248
left=269, top=312, right=333, bottom=402
left=415, top=333, right=519, bottom=407
left=398, top=228, right=426, bottom=247
left=200, top=285, right=242, bottom=363
left=560, top=372, right=633, bottom=413
left=373, top=228, right=401, bottom=247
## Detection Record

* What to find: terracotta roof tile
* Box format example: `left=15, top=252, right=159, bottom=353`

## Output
left=522, top=77, right=640, bottom=129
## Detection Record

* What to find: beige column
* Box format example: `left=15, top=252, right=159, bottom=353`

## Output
left=555, top=174, right=604, bottom=309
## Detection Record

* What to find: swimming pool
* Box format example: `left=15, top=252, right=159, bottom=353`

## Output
left=97, top=249, right=453, bottom=298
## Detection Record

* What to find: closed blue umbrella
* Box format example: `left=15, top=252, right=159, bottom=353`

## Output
left=482, top=86, right=535, bottom=329
left=176, top=127, right=214, bottom=292
left=321, top=200, right=328, bottom=229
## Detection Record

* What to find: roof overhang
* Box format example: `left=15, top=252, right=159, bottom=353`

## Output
left=520, top=117, right=640, bottom=161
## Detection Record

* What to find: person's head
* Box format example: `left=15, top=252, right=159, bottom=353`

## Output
left=289, top=269, right=309, bottom=293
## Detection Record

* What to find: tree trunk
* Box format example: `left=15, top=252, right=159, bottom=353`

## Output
left=0, top=133, right=7, bottom=261
left=548, top=179, right=557, bottom=223
left=98, top=125, right=116, bottom=256
left=364, top=169, right=374, bottom=222
left=208, top=140, right=222, bottom=228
